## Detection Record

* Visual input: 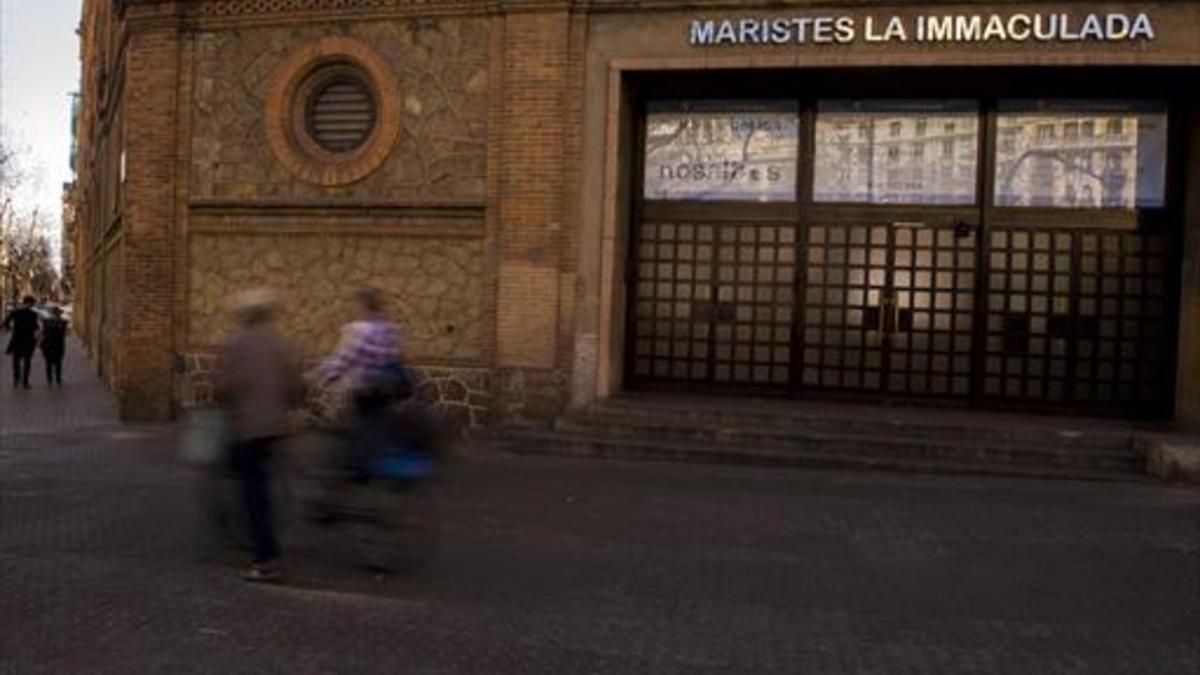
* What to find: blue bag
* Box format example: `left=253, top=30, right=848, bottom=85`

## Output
left=371, top=445, right=437, bottom=480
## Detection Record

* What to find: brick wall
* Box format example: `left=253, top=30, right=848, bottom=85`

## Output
left=72, top=1, right=585, bottom=425
left=492, top=8, right=574, bottom=421
left=113, top=8, right=182, bottom=421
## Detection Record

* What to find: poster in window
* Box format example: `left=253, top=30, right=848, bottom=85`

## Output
left=643, top=102, right=798, bottom=202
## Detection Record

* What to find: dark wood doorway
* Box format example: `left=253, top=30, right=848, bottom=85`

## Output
left=624, top=70, right=1185, bottom=417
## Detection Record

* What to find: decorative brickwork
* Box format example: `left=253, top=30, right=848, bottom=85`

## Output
left=187, top=229, right=488, bottom=361
left=191, top=18, right=488, bottom=203
left=192, top=0, right=477, bottom=18
left=181, top=350, right=491, bottom=428
left=264, top=37, right=403, bottom=186
left=73, top=0, right=1200, bottom=427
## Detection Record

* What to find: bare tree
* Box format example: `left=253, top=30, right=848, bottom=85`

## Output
left=0, top=130, right=27, bottom=220
left=0, top=131, right=59, bottom=305
left=3, top=208, right=59, bottom=302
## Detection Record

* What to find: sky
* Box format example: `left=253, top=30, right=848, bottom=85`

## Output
left=1, top=0, right=82, bottom=262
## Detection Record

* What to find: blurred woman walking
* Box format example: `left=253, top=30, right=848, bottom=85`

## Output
left=215, top=289, right=305, bottom=582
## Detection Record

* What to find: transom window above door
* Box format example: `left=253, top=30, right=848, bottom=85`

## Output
left=640, top=98, right=1170, bottom=213
left=643, top=101, right=799, bottom=202
left=812, top=100, right=979, bottom=206
left=993, top=100, right=1167, bottom=210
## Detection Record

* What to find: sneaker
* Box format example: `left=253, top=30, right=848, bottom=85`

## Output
left=241, top=561, right=282, bottom=583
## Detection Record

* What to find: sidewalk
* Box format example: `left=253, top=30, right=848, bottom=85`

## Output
left=1, top=425, right=1198, bottom=674
left=0, top=337, right=118, bottom=436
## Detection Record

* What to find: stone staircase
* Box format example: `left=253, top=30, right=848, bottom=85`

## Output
left=499, top=395, right=1157, bottom=481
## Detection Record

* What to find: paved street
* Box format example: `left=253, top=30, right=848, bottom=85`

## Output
left=0, top=338, right=117, bottom=435
left=1, top=358, right=1199, bottom=674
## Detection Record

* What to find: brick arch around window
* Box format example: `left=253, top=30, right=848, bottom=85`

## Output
left=264, top=36, right=401, bottom=187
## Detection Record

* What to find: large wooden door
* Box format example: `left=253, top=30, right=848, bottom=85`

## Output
left=800, top=215, right=977, bottom=399
left=628, top=219, right=796, bottom=389
left=626, top=96, right=1179, bottom=416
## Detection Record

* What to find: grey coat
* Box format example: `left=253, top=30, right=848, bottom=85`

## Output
left=215, top=323, right=305, bottom=442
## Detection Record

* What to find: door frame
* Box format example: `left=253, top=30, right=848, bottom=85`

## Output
left=618, top=67, right=1187, bottom=417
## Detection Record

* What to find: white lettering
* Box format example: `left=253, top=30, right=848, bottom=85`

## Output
left=955, top=15, right=982, bottom=41
left=739, top=18, right=761, bottom=43
left=835, top=16, right=856, bottom=43
left=687, top=12, right=1157, bottom=48
left=689, top=20, right=716, bottom=45
left=716, top=20, right=737, bottom=44
left=791, top=17, right=813, bottom=43
left=1008, top=14, right=1032, bottom=41
left=1080, top=14, right=1105, bottom=41
left=1130, top=13, right=1155, bottom=40
left=1059, top=13, right=1081, bottom=41
left=1033, top=13, right=1058, bottom=41
left=864, top=16, right=884, bottom=42
left=926, top=16, right=953, bottom=41
left=884, top=16, right=907, bottom=41
left=1105, top=13, right=1130, bottom=40
left=983, top=14, right=1007, bottom=41
left=770, top=18, right=791, bottom=44
left=813, top=16, right=835, bottom=43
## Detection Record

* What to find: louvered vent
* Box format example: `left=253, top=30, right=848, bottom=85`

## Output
left=306, top=78, right=376, bottom=153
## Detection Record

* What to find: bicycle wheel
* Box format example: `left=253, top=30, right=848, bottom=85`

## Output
left=345, top=479, right=440, bottom=573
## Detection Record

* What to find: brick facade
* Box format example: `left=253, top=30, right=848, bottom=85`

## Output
left=72, top=0, right=583, bottom=424
left=70, top=0, right=1200, bottom=424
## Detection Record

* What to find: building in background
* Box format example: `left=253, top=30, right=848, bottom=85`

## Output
left=70, top=1, right=1200, bottom=425
left=60, top=93, right=81, bottom=306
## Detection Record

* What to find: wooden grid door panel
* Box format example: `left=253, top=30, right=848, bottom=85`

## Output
left=712, top=224, right=795, bottom=386
left=889, top=226, right=976, bottom=397
left=984, top=230, right=1072, bottom=402
left=1076, top=232, right=1170, bottom=407
left=984, top=228, right=1171, bottom=410
left=801, top=224, right=889, bottom=392
left=631, top=222, right=714, bottom=384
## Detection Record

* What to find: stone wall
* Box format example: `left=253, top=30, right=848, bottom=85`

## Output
left=187, top=229, right=487, bottom=361
left=182, top=350, right=491, bottom=428
left=190, top=18, right=489, bottom=204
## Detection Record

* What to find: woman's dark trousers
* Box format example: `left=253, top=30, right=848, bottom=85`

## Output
left=11, top=352, right=32, bottom=387
left=230, top=437, right=282, bottom=563
left=45, top=357, right=63, bottom=386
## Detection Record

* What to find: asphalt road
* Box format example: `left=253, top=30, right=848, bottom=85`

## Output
left=1, top=422, right=1198, bottom=675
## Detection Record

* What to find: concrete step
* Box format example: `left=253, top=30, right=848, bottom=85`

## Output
left=490, top=395, right=1156, bottom=480
left=553, top=414, right=1142, bottom=472
left=587, top=398, right=1137, bottom=452
left=500, top=429, right=1148, bottom=483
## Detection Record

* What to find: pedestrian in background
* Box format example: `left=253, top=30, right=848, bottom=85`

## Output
left=214, top=289, right=305, bottom=583
left=2, top=296, right=40, bottom=390
left=40, top=306, right=68, bottom=388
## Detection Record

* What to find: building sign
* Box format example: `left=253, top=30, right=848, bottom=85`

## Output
left=643, top=103, right=798, bottom=202
left=689, top=12, right=1155, bottom=46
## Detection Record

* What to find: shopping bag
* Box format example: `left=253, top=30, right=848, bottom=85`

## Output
left=181, top=408, right=227, bottom=466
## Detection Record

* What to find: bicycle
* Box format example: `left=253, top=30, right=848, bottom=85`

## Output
left=198, top=399, right=444, bottom=574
